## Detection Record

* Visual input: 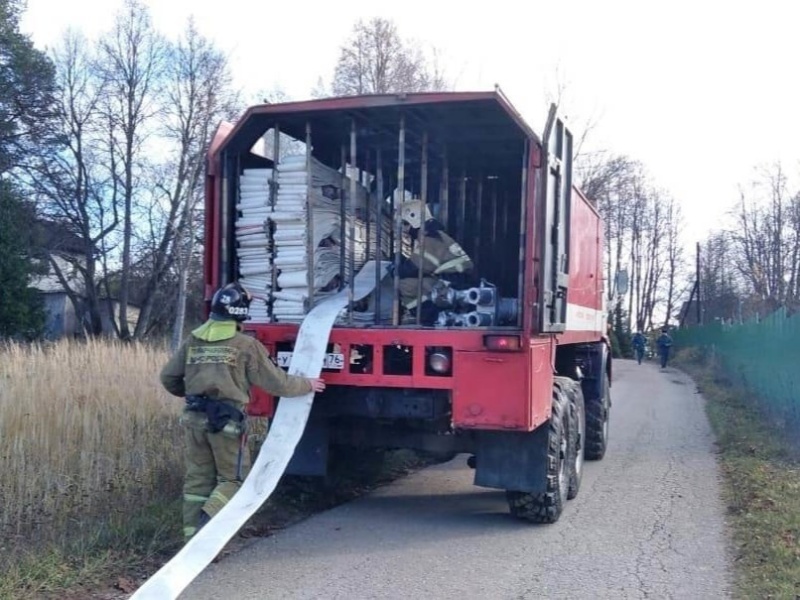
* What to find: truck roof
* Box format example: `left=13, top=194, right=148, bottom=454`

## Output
left=213, top=91, right=541, bottom=173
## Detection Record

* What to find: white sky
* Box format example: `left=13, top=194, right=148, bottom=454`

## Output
left=20, top=0, right=800, bottom=250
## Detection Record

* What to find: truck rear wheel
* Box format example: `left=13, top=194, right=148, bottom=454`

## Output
left=564, top=379, right=585, bottom=499
left=585, top=373, right=610, bottom=460
left=506, top=383, right=569, bottom=524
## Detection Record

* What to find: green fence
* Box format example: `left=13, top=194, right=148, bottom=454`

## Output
left=675, top=308, right=800, bottom=434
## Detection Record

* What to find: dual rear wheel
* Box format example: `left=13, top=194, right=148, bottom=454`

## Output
left=507, top=375, right=607, bottom=524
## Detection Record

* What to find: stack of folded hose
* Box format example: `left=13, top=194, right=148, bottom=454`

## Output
left=234, top=155, right=392, bottom=324
left=235, top=168, right=273, bottom=322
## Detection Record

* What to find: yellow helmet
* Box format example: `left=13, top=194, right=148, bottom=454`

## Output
left=400, top=200, right=432, bottom=229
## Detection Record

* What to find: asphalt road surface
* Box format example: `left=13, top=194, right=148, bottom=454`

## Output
left=182, top=360, right=732, bottom=599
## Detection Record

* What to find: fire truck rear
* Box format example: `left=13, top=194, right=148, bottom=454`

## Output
left=205, top=91, right=613, bottom=523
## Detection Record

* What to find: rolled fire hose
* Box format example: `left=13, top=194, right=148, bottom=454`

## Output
left=131, top=260, right=390, bottom=600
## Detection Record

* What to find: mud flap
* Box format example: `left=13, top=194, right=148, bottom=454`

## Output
left=286, top=417, right=329, bottom=476
left=473, top=425, right=550, bottom=493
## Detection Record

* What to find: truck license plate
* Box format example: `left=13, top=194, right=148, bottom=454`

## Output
left=276, top=351, right=345, bottom=370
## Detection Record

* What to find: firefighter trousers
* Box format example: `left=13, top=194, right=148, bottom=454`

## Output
left=180, top=410, right=249, bottom=540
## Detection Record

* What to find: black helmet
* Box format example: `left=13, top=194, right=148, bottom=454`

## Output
left=210, top=282, right=252, bottom=322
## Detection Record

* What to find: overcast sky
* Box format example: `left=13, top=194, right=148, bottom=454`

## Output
left=20, top=0, right=800, bottom=249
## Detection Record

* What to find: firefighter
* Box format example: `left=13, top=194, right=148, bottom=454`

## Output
left=160, top=282, right=325, bottom=541
left=395, top=199, right=474, bottom=324
left=656, top=327, right=673, bottom=369
left=631, top=330, right=647, bottom=365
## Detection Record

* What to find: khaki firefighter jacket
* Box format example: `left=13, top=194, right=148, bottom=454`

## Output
left=160, top=320, right=311, bottom=411
left=408, top=230, right=473, bottom=277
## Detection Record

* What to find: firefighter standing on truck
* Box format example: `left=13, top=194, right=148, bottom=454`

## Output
left=396, top=199, right=474, bottom=324
left=160, top=282, right=326, bottom=541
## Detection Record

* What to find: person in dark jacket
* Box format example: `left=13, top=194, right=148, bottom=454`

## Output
left=632, top=330, right=647, bottom=365
left=396, top=200, right=474, bottom=324
left=160, top=282, right=325, bottom=541
left=656, top=327, right=673, bottom=369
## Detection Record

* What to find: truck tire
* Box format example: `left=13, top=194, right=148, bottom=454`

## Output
left=506, top=383, right=570, bottom=524
left=584, top=372, right=610, bottom=460
left=564, top=379, right=585, bottom=499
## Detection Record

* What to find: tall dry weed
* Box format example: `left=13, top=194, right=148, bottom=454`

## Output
left=0, top=339, right=183, bottom=548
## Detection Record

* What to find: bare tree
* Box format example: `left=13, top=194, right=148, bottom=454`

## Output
left=310, top=76, right=330, bottom=99
left=155, top=19, right=238, bottom=347
left=582, top=155, right=641, bottom=302
left=583, top=154, right=686, bottom=331
left=97, top=0, right=165, bottom=340
left=694, top=232, right=742, bottom=323
left=729, top=162, right=799, bottom=313
left=23, top=29, right=116, bottom=336
left=663, top=195, right=684, bottom=326
left=545, top=66, right=602, bottom=169
left=332, top=18, right=448, bottom=95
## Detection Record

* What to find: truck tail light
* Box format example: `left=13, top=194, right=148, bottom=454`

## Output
left=484, top=335, right=522, bottom=351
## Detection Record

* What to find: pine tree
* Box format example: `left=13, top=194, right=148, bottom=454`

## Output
left=0, top=181, right=44, bottom=339
left=0, top=0, right=55, bottom=338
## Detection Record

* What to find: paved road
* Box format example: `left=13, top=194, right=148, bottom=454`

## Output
left=182, top=361, right=732, bottom=599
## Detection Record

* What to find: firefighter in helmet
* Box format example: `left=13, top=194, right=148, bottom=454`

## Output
left=160, top=282, right=325, bottom=541
left=396, top=199, right=474, bottom=324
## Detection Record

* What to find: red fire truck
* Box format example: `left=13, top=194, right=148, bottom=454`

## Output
left=205, top=91, right=613, bottom=523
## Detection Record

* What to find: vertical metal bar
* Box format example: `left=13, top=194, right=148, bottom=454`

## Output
left=517, top=141, right=529, bottom=327
left=270, top=126, right=280, bottom=207
left=440, top=148, right=449, bottom=229
left=490, top=179, right=498, bottom=248
left=348, top=119, right=357, bottom=324
left=268, top=125, right=280, bottom=321
left=305, top=122, right=314, bottom=313
left=415, top=131, right=429, bottom=326
left=234, top=153, right=241, bottom=283
left=218, top=152, right=228, bottom=289
left=502, top=192, right=509, bottom=290
left=389, top=172, right=395, bottom=259
left=474, top=172, right=483, bottom=273
left=375, top=148, right=383, bottom=324
left=459, top=169, right=467, bottom=242
left=364, top=150, right=371, bottom=261
left=339, top=144, right=347, bottom=291
left=392, top=116, right=406, bottom=326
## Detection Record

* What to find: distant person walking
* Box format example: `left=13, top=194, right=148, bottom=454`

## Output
left=657, top=328, right=673, bottom=369
left=632, top=331, right=647, bottom=365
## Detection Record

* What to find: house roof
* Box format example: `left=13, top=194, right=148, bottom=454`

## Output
left=31, top=219, right=90, bottom=256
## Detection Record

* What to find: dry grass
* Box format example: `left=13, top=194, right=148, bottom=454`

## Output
left=0, top=339, right=184, bottom=592
left=0, top=339, right=445, bottom=598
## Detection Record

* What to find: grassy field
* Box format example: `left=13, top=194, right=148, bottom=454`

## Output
left=0, top=339, right=438, bottom=599
left=675, top=348, right=800, bottom=599
left=0, top=340, right=184, bottom=599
